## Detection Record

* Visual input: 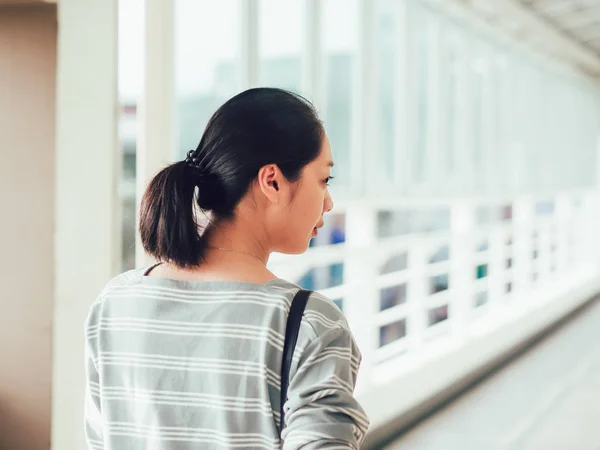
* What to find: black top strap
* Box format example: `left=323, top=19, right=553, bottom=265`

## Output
left=280, top=289, right=312, bottom=434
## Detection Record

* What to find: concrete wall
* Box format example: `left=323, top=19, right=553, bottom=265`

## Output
left=0, top=4, right=57, bottom=450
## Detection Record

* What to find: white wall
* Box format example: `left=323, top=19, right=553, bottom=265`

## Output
left=0, top=4, right=57, bottom=450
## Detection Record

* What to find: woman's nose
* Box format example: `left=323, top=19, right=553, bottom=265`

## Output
left=324, top=190, right=334, bottom=213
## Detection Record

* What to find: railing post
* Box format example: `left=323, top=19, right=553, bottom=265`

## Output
left=555, top=192, right=571, bottom=277
left=513, top=195, right=534, bottom=305
left=449, top=200, right=475, bottom=342
left=343, top=202, right=378, bottom=390
left=407, top=237, right=428, bottom=354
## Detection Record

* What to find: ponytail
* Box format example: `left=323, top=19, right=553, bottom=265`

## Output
left=139, top=161, right=207, bottom=268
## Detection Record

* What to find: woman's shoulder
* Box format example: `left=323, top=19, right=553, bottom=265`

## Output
left=98, top=267, right=146, bottom=296
left=268, top=279, right=350, bottom=339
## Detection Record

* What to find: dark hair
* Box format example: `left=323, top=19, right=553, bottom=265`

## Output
left=139, top=87, right=325, bottom=268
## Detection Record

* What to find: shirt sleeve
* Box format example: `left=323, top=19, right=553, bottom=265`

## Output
left=84, top=309, right=104, bottom=450
left=281, top=326, right=370, bottom=449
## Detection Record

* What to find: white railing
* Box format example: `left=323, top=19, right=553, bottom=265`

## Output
left=270, top=189, right=600, bottom=394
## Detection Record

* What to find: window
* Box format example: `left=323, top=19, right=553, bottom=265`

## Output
left=430, top=245, right=450, bottom=264
left=471, top=48, right=487, bottom=177
left=381, top=253, right=409, bottom=274
left=295, top=263, right=344, bottom=291
left=380, top=319, right=407, bottom=347
left=118, top=0, right=144, bottom=271
left=310, top=212, right=346, bottom=248
left=476, top=264, right=488, bottom=279
left=443, top=25, right=461, bottom=174
left=412, top=5, right=433, bottom=184
left=377, top=208, right=451, bottom=238
left=259, top=0, right=303, bottom=92
left=380, top=284, right=407, bottom=311
left=428, top=305, right=448, bottom=326
left=323, top=0, right=358, bottom=188
left=477, top=241, right=489, bottom=252
left=430, top=274, right=449, bottom=295
left=474, top=291, right=488, bottom=307
left=175, top=0, right=241, bottom=159
left=375, top=0, right=398, bottom=184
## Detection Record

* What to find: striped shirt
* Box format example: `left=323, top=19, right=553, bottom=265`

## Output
left=84, top=267, right=369, bottom=449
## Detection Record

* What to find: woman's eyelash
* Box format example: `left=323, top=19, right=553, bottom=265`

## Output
left=325, top=176, right=335, bottom=186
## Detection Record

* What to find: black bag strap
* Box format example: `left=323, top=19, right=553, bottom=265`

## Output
left=280, top=289, right=312, bottom=433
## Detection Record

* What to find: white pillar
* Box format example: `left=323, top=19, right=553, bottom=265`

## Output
left=135, top=0, right=176, bottom=266
left=53, top=1, right=119, bottom=449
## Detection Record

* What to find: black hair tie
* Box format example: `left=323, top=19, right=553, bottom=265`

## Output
left=184, top=149, right=200, bottom=168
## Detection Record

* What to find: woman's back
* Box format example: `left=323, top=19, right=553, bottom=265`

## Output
left=85, top=267, right=368, bottom=449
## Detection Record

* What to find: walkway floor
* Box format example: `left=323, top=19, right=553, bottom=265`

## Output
left=383, top=297, right=600, bottom=450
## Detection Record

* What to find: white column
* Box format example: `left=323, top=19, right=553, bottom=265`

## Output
left=135, top=0, right=176, bottom=267
left=53, top=1, right=119, bottom=449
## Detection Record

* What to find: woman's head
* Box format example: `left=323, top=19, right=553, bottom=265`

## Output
left=139, top=87, right=334, bottom=268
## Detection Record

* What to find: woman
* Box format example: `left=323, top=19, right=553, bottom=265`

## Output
left=84, top=88, right=369, bottom=449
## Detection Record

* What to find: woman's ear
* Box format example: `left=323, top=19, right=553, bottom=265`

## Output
left=257, top=164, right=281, bottom=203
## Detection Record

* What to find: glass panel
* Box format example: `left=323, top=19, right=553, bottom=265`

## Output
left=506, top=258, right=513, bottom=269
left=506, top=282, right=512, bottom=293
left=477, top=205, right=513, bottom=225
left=428, top=305, right=448, bottom=326
left=333, top=298, right=344, bottom=311
left=379, top=319, right=407, bottom=347
left=118, top=2, right=143, bottom=271
left=474, top=291, right=488, bottom=307
left=380, top=284, right=407, bottom=311
left=476, top=264, right=488, bottom=279
left=471, top=51, right=485, bottom=173
left=296, top=264, right=344, bottom=290
left=310, top=212, right=346, bottom=248
left=376, top=0, right=397, bottom=183
left=119, top=109, right=138, bottom=271
left=430, top=245, right=450, bottom=264
left=323, top=0, right=358, bottom=187
left=381, top=253, right=408, bottom=274
left=413, top=5, right=432, bottom=183
left=443, top=28, right=460, bottom=172
left=175, top=0, right=241, bottom=159
left=477, top=240, right=489, bottom=252
left=502, top=204, right=513, bottom=221
left=377, top=209, right=451, bottom=238
left=259, top=0, right=303, bottom=92
left=535, top=200, right=555, bottom=216
left=430, top=274, right=449, bottom=295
